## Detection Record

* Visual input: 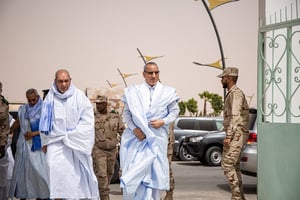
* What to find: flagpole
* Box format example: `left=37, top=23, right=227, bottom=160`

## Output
left=117, top=68, right=127, bottom=88
left=137, top=48, right=147, bottom=64
left=202, top=0, right=227, bottom=100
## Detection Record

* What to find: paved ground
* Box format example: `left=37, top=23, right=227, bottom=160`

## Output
left=12, top=184, right=256, bottom=200
left=11, top=161, right=257, bottom=200
left=109, top=161, right=257, bottom=200
left=109, top=182, right=257, bottom=200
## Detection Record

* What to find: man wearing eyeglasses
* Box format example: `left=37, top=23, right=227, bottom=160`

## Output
left=39, top=69, right=99, bottom=200
left=120, top=62, right=179, bottom=200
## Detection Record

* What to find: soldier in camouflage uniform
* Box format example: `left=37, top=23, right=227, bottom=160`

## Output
left=92, top=95, right=125, bottom=200
left=164, top=121, right=175, bottom=200
left=0, top=82, right=9, bottom=159
left=0, top=82, right=9, bottom=199
left=217, top=67, right=249, bottom=200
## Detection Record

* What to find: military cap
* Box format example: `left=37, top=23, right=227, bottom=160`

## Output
left=217, top=67, right=239, bottom=78
left=95, top=95, right=108, bottom=103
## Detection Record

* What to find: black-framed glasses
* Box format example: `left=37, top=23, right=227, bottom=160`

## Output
left=144, top=71, right=160, bottom=75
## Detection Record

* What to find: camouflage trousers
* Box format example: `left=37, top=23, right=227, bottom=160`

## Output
left=164, top=124, right=175, bottom=200
left=92, top=147, right=117, bottom=200
left=221, top=130, right=249, bottom=200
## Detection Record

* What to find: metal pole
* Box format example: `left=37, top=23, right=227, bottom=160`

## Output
left=137, top=48, right=147, bottom=64
left=201, top=0, right=226, bottom=100
left=117, top=68, right=127, bottom=88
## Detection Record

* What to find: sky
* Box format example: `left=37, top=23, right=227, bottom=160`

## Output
left=0, top=0, right=259, bottom=113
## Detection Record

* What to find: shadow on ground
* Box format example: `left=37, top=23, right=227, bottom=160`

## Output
left=175, top=161, right=220, bottom=168
left=217, top=184, right=257, bottom=194
left=176, top=161, right=202, bottom=166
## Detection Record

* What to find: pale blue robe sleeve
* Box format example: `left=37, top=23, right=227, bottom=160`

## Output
left=162, top=100, right=179, bottom=125
left=62, top=94, right=95, bottom=155
left=122, top=101, right=137, bottom=131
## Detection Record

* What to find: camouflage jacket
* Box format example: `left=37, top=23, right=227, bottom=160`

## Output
left=223, top=85, right=249, bottom=139
left=0, top=95, right=9, bottom=146
left=94, top=111, right=125, bottom=150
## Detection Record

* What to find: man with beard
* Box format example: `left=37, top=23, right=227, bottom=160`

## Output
left=217, top=67, right=249, bottom=200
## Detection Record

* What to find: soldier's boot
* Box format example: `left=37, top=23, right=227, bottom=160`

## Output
left=164, top=190, right=173, bottom=200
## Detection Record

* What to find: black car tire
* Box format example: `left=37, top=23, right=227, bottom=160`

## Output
left=199, top=157, right=207, bottom=165
left=179, top=146, right=196, bottom=161
left=110, top=159, right=120, bottom=184
left=205, top=146, right=222, bottom=166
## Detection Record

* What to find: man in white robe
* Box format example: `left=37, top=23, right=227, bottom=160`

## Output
left=9, top=89, right=49, bottom=199
left=39, top=69, right=99, bottom=200
left=120, top=62, right=179, bottom=200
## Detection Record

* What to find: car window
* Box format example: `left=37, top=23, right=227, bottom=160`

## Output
left=176, top=118, right=224, bottom=131
left=198, top=120, right=215, bottom=131
left=177, top=119, right=195, bottom=130
left=248, top=108, right=257, bottom=131
left=216, top=120, right=224, bottom=131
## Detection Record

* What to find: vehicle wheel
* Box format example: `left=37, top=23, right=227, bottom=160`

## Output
left=199, top=157, right=207, bottom=165
left=179, top=146, right=196, bottom=161
left=110, top=159, right=120, bottom=184
left=205, top=146, right=222, bottom=166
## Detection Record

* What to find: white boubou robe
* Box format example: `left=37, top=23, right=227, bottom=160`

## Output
left=120, top=82, right=179, bottom=200
left=40, top=84, right=99, bottom=200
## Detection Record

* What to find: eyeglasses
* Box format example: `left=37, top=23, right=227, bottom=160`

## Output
left=144, top=71, right=160, bottom=75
